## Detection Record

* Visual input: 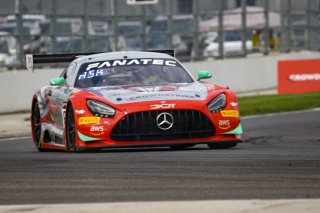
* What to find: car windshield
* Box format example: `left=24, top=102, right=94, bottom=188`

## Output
left=75, top=58, right=194, bottom=88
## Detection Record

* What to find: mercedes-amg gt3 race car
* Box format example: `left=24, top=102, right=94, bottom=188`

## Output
left=27, top=50, right=243, bottom=152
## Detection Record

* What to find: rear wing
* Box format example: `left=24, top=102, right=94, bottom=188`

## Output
left=25, top=52, right=97, bottom=72
left=25, top=50, right=175, bottom=72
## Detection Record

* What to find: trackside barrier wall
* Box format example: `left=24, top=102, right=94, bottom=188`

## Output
left=1, top=51, right=320, bottom=113
left=278, top=58, right=320, bottom=94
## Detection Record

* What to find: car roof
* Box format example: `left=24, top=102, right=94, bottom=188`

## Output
left=73, top=51, right=175, bottom=64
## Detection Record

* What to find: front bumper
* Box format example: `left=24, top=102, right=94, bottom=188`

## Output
left=75, top=139, right=245, bottom=151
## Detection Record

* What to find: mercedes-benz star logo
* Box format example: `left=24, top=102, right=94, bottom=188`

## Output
left=156, top=112, right=174, bottom=130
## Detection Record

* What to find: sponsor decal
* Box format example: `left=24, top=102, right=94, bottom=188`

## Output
left=128, top=93, right=197, bottom=101
left=221, top=110, right=239, bottom=118
left=90, top=125, right=104, bottom=136
left=288, top=73, right=320, bottom=82
left=150, top=103, right=176, bottom=109
left=230, top=102, right=238, bottom=107
left=278, top=58, right=320, bottom=94
left=75, top=110, right=86, bottom=114
left=78, top=69, right=105, bottom=80
left=78, top=59, right=177, bottom=80
left=86, top=59, right=177, bottom=71
left=86, top=82, right=208, bottom=104
left=218, top=120, right=230, bottom=130
left=79, top=117, right=100, bottom=125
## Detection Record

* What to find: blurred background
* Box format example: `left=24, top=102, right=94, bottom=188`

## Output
left=0, top=0, right=319, bottom=69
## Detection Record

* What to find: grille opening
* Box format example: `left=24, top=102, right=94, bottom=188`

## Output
left=110, top=110, right=215, bottom=142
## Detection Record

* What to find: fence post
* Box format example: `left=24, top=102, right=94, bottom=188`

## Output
left=15, top=0, right=24, bottom=67
left=192, top=0, right=199, bottom=60
left=141, top=5, right=147, bottom=50
left=51, top=0, right=57, bottom=53
left=306, top=0, right=319, bottom=51
left=280, top=0, right=291, bottom=52
left=110, top=0, right=119, bottom=51
left=82, top=0, right=89, bottom=52
left=167, top=0, right=173, bottom=50
left=263, top=0, right=269, bottom=55
left=218, top=0, right=224, bottom=59
left=241, top=0, right=247, bottom=57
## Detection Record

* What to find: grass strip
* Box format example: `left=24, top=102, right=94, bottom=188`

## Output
left=238, top=92, right=320, bottom=116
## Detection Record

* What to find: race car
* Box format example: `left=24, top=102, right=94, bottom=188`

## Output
left=27, top=50, right=243, bottom=152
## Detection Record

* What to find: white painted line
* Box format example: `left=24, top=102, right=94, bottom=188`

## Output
left=0, top=136, right=31, bottom=142
left=242, top=107, right=320, bottom=120
left=0, top=199, right=319, bottom=213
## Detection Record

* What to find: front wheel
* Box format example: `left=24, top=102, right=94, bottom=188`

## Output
left=207, top=142, right=237, bottom=149
left=32, top=101, right=45, bottom=151
left=66, top=104, right=77, bottom=152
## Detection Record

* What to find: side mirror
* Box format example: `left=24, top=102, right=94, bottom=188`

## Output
left=50, top=77, right=65, bottom=86
left=197, top=70, right=212, bottom=80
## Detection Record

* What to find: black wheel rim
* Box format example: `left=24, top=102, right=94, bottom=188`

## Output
left=33, top=103, right=41, bottom=146
left=67, top=106, right=76, bottom=150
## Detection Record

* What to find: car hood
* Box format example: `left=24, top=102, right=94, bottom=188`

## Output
left=86, top=81, right=209, bottom=104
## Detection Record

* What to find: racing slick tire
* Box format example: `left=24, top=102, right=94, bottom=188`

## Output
left=207, top=142, right=237, bottom=149
left=32, top=101, right=45, bottom=152
left=66, top=104, right=78, bottom=152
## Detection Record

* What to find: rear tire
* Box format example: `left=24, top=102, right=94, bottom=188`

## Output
left=32, top=101, right=45, bottom=151
left=207, top=142, right=237, bottom=149
left=66, top=104, right=77, bottom=152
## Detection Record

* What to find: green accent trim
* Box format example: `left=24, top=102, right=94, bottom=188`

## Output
left=50, top=77, right=65, bottom=86
left=222, top=123, right=243, bottom=135
left=77, top=131, right=102, bottom=142
left=197, top=70, right=212, bottom=80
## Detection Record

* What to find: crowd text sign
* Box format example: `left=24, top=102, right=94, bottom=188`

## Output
left=278, top=58, right=320, bottom=94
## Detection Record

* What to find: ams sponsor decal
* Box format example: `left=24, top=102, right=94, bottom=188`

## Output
left=90, top=125, right=104, bottom=136
left=79, top=117, right=100, bottom=125
left=221, top=110, right=239, bottom=118
left=218, top=120, right=230, bottom=130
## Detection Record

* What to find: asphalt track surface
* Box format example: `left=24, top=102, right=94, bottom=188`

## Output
left=0, top=109, right=320, bottom=205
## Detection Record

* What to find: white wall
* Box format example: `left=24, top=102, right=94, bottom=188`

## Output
left=1, top=51, right=320, bottom=113
left=185, top=51, right=320, bottom=93
left=0, top=68, right=62, bottom=113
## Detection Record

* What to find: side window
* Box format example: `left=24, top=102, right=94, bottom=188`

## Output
left=64, top=63, right=76, bottom=86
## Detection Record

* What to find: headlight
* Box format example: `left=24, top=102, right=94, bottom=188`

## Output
left=208, top=93, right=226, bottom=112
left=87, top=100, right=115, bottom=118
